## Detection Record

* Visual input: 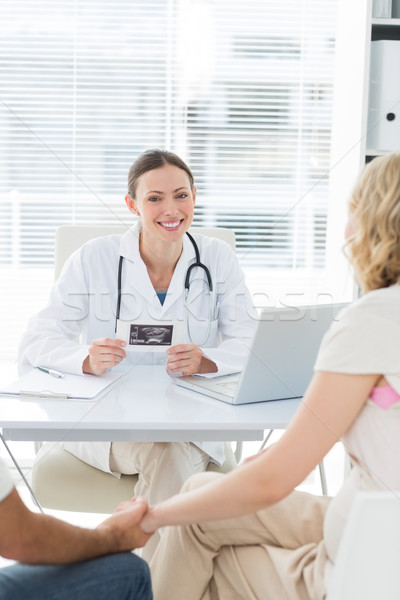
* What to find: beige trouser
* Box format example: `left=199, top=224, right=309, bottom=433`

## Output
left=150, top=472, right=331, bottom=600
left=110, top=441, right=210, bottom=561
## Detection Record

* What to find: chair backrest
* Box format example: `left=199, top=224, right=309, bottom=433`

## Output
left=327, top=491, right=400, bottom=600
left=54, top=224, right=236, bottom=279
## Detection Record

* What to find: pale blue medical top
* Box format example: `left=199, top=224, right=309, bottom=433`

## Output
left=156, top=291, right=167, bottom=305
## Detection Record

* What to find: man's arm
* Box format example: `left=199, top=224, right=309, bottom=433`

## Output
left=0, top=488, right=151, bottom=565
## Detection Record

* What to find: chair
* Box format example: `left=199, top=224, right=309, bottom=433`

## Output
left=32, top=223, right=240, bottom=512
left=32, top=441, right=238, bottom=513
left=326, top=491, right=400, bottom=600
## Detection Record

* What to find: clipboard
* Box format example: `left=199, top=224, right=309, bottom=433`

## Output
left=0, top=369, right=125, bottom=400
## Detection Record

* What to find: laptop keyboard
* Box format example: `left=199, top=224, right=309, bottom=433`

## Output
left=214, top=374, right=240, bottom=393
left=217, top=381, right=238, bottom=392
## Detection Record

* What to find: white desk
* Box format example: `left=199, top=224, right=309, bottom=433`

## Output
left=0, top=366, right=301, bottom=443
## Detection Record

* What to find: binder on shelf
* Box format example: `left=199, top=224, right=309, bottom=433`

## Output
left=0, top=369, right=125, bottom=400
left=393, top=0, right=400, bottom=18
left=372, top=0, right=392, bottom=18
left=367, top=40, right=400, bottom=152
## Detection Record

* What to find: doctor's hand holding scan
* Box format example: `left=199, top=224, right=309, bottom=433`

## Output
left=18, top=148, right=257, bottom=561
left=83, top=337, right=127, bottom=376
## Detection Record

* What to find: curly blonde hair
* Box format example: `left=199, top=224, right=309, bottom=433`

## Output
left=344, top=153, right=400, bottom=292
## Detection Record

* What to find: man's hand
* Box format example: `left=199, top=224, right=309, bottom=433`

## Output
left=166, top=343, right=217, bottom=376
left=83, top=338, right=126, bottom=375
left=96, top=497, right=153, bottom=551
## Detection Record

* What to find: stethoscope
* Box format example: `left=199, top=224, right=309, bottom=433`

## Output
left=115, top=231, right=214, bottom=345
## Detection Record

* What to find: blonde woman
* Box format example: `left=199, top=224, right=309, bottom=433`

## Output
left=140, top=153, right=400, bottom=599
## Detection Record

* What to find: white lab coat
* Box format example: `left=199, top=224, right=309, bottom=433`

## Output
left=19, top=223, right=258, bottom=473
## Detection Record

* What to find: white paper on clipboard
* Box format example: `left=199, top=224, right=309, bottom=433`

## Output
left=0, top=369, right=125, bottom=400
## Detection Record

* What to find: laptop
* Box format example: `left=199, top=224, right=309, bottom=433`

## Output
left=175, top=303, right=348, bottom=404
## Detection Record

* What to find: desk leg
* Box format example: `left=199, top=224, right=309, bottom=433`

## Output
left=318, top=461, right=328, bottom=496
left=0, top=433, right=44, bottom=513
left=259, top=429, right=274, bottom=451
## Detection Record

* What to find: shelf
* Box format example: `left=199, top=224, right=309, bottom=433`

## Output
left=366, top=149, right=400, bottom=157
left=371, top=18, right=400, bottom=26
left=372, top=19, right=400, bottom=40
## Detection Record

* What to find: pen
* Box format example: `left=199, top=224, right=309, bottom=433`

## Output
left=37, top=366, right=65, bottom=379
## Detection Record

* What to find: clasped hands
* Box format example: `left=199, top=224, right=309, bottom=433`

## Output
left=98, top=496, right=157, bottom=552
left=83, top=337, right=217, bottom=376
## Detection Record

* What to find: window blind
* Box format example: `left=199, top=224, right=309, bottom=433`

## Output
left=0, top=0, right=338, bottom=361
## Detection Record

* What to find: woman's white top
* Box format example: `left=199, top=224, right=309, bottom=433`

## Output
left=314, top=284, right=400, bottom=585
left=18, top=223, right=257, bottom=472
left=0, top=457, right=14, bottom=502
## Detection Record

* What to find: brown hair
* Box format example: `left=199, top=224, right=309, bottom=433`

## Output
left=127, top=149, right=194, bottom=198
left=344, top=153, right=400, bottom=292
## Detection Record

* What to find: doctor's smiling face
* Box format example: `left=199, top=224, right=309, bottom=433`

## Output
left=125, top=156, right=196, bottom=249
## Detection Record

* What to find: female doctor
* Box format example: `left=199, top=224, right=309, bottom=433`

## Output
left=18, top=149, right=257, bottom=556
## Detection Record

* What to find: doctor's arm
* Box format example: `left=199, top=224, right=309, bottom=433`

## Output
left=166, top=248, right=257, bottom=377
left=199, top=253, right=258, bottom=375
left=18, top=253, right=92, bottom=375
left=141, top=371, right=378, bottom=531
